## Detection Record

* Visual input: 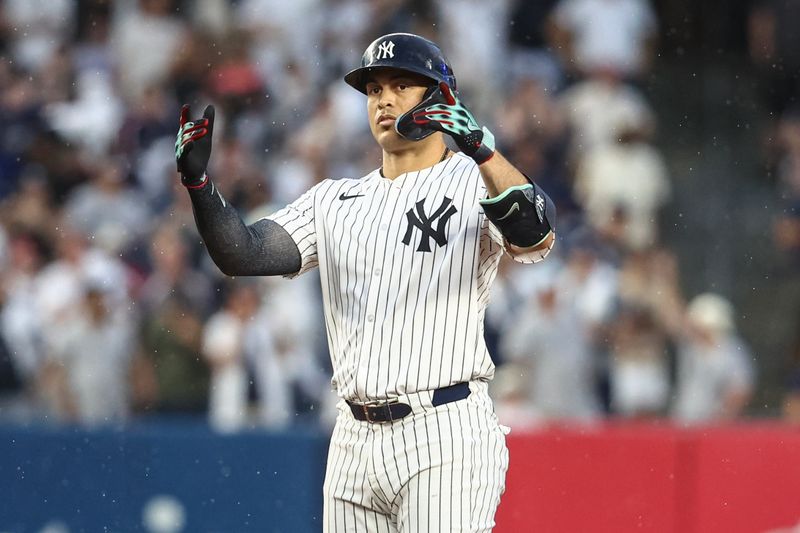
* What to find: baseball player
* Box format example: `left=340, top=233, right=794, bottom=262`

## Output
left=176, top=33, right=556, bottom=532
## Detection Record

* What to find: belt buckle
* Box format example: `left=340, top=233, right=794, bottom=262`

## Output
left=362, top=400, right=396, bottom=423
left=361, top=404, right=374, bottom=423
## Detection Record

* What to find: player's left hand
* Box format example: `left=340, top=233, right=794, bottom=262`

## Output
left=396, top=82, right=495, bottom=164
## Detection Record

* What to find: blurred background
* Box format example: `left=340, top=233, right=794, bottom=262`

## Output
left=1, top=0, right=799, bottom=531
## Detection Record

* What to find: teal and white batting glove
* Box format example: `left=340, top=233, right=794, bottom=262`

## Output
left=175, top=104, right=215, bottom=188
left=396, top=82, right=495, bottom=164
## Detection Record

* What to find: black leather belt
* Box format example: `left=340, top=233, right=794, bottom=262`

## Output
left=347, top=382, right=471, bottom=423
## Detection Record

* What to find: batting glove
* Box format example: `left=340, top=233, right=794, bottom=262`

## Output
left=175, top=104, right=215, bottom=188
left=396, top=82, right=495, bottom=165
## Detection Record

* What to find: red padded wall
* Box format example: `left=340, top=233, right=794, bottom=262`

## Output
left=495, top=423, right=800, bottom=533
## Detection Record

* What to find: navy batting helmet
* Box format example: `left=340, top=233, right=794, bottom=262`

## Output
left=344, top=33, right=457, bottom=94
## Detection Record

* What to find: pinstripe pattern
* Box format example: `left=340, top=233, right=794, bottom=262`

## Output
left=266, top=153, right=540, bottom=531
left=265, top=153, right=546, bottom=403
left=323, top=383, right=509, bottom=532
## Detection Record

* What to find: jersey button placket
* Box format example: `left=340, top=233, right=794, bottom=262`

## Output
left=364, top=183, right=395, bottom=330
left=355, top=181, right=389, bottom=394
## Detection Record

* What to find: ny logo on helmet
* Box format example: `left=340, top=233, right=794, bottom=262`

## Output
left=376, top=41, right=395, bottom=60
left=402, top=196, right=457, bottom=252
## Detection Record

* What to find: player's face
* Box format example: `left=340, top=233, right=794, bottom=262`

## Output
left=365, top=69, right=433, bottom=151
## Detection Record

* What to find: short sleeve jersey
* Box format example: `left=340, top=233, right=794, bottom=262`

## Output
left=265, top=153, right=550, bottom=402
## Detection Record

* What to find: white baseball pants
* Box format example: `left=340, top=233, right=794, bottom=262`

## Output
left=322, top=381, right=509, bottom=532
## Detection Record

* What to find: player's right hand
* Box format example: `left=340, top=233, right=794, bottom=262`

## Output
left=175, top=104, right=214, bottom=187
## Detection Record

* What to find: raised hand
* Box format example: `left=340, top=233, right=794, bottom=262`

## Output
left=396, top=82, right=495, bottom=164
left=175, top=104, right=215, bottom=187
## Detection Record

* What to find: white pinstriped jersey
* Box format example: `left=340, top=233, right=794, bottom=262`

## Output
left=266, top=152, right=549, bottom=403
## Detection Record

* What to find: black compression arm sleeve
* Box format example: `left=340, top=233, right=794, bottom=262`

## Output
left=187, top=180, right=301, bottom=276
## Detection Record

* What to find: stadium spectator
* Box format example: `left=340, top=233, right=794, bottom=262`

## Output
left=507, top=0, right=563, bottom=92
left=116, top=85, right=177, bottom=200
left=0, top=230, right=49, bottom=420
left=318, top=0, right=374, bottom=82
left=135, top=292, right=210, bottom=415
left=616, top=247, right=682, bottom=318
left=71, top=1, right=115, bottom=82
left=608, top=303, right=671, bottom=418
left=548, top=0, right=658, bottom=80
left=670, top=293, right=755, bottom=423
left=608, top=248, right=682, bottom=417
left=138, top=222, right=214, bottom=318
left=110, top=0, right=188, bottom=103
left=234, top=0, right=324, bottom=97
left=0, top=169, right=55, bottom=242
left=773, top=203, right=800, bottom=268
left=2, top=0, right=75, bottom=73
left=43, top=283, right=136, bottom=425
left=490, top=363, right=544, bottom=431
left=133, top=223, right=213, bottom=415
left=202, top=281, right=263, bottom=432
left=241, top=298, right=294, bottom=429
left=433, top=0, right=509, bottom=114
left=34, top=225, right=130, bottom=350
left=495, top=74, right=567, bottom=149
left=0, top=62, right=53, bottom=199
left=43, top=63, right=124, bottom=157
left=63, top=157, right=152, bottom=256
left=258, top=275, right=332, bottom=426
left=501, top=232, right=615, bottom=421
left=558, top=68, right=656, bottom=157
left=773, top=107, right=800, bottom=197
left=574, top=115, right=670, bottom=251
left=748, top=0, right=800, bottom=116
left=771, top=109, right=800, bottom=269
left=502, top=278, right=603, bottom=421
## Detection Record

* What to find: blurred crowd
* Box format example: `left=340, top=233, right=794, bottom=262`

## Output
left=749, top=0, right=800, bottom=424
left=0, top=0, right=796, bottom=432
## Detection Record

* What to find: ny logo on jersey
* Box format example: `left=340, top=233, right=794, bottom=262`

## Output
left=402, top=196, right=458, bottom=252
left=376, top=40, right=395, bottom=59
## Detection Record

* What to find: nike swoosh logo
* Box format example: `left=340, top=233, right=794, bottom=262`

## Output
left=497, top=202, right=519, bottom=220
left=339, top=193, right=365, bottom=201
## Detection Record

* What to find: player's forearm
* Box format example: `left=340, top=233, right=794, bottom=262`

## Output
left=477, top=150, right=530, bottom=198
left=187, top=180, right=301, bottom=276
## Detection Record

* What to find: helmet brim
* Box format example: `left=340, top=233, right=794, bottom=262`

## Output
left=344, top=64, right=440, bottom=94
